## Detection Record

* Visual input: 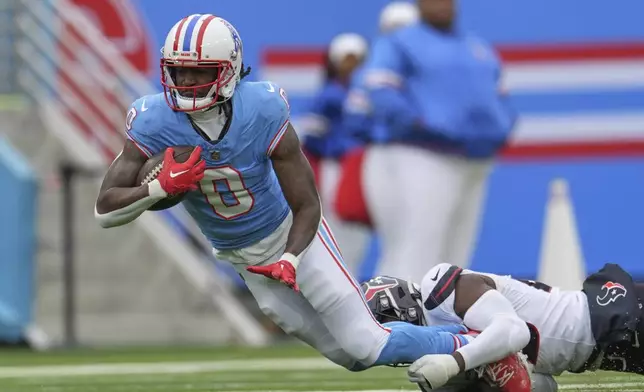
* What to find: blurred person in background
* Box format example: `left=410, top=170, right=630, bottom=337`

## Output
left=333, top=1, right=420, bottom=278
left=296, top=33, right=370, bottom=275
left=361, top=0, right=517, bottom=280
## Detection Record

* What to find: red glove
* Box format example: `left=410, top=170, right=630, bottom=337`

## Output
left=247, top=259, right=300, bottom=292
left=157, top=146, right=206, bottom=195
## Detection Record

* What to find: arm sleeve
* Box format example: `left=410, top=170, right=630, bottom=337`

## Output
left=363, top=36, right=420, bottom=133
left=298, top=87, right=334, bottom=139
left=455, top=290, right=531, bottom=370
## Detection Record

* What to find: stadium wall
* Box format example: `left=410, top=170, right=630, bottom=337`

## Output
left=0, top=138, right=37, bottom=342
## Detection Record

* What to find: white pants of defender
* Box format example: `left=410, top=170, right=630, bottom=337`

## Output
left=364, top=144, right=493, bottom=280
left=214, top=213, right=390, bottom=369
left=318, top=158, right=371, bottom=276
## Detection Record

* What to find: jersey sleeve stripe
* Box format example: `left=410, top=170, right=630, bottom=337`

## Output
left=424, top=265, right=463, bottom=311
left=125, top=132, right=153, bottom=158
left=266, top=119, right=289, bottom=156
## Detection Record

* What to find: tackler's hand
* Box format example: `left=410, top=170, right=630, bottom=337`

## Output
left=157, top=146, right=206, bottom=195
left=247, top=257, right=300, bottom=292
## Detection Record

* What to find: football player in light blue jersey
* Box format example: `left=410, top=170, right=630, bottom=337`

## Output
left=94, top=13, right=501, bottom=375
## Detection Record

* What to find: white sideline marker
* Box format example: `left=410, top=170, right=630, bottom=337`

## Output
left=537, top=178, right=586, bottom=291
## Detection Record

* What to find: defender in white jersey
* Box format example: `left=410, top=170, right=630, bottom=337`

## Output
left=362, top=263, right=644, bottom=391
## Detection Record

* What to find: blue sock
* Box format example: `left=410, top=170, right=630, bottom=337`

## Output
left=373, top=321, right=470, bottom=367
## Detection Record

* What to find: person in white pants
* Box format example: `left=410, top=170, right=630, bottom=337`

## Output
left=298, top=2, right=422, bottom=276
left=360, top=0, right=517, bottom=280
left=294, top=32, right=371, bottom=276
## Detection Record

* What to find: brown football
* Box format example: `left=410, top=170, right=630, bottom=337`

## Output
left=136, top=146, right=196, bottom=211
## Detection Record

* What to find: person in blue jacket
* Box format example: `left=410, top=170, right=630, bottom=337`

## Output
left=336, top=1, right=420, bottom=280
left=361, top=0, right=517, bottom=281
left=296, top=32, right=371, bottom=275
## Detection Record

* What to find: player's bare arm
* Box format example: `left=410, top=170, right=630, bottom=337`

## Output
left=96, top=141, right=151, bottom=212
left=271, top=123, right=321, bottom=255
left=95, top=141, right=165, bottom=228
left=450, top=274, right=530, bottom=372
left=246, top=123, right=320, bottom=292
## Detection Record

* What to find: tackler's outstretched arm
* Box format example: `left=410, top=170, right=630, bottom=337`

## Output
left=450, top=274, right=531, bottom=371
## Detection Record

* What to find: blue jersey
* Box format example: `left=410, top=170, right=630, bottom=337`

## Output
left=301, top=80, right=360, bottom=159
left=126, top=81, right=291, bottom=250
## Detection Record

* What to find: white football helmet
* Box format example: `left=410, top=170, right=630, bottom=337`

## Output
left=161, top=14, right=244, bottom=112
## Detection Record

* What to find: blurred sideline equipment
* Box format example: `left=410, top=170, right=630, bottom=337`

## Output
left=538, top=178, right=586, bottom=290
left=0, top=137, right=46, bottom=349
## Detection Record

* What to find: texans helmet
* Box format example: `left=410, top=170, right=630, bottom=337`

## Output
left=360, top=276, right=426, bottom=326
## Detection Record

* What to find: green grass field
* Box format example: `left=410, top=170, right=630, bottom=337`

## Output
left=0, top=345, right=642, bottom=392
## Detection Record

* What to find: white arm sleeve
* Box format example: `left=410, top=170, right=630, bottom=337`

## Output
left=455, top=289, right=531, bottom=370
left=94, top=179, right=167, bottom=228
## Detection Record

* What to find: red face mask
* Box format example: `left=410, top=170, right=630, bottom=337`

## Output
left=160, top=59, right=234, bottom=112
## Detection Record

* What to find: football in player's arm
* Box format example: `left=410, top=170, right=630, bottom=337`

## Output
left=95, top=142, right=205, bottom=228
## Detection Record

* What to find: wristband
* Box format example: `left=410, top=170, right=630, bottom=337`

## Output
left=280, top=252, right=301, bottom=270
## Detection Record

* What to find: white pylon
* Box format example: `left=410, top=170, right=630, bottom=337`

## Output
left=537, top=178, right=586, bottom=291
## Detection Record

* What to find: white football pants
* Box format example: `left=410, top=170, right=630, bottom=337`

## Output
left=215, top=214, right=390, bottom=370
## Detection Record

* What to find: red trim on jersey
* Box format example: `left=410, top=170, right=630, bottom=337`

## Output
left=267, top=118, right=289, bottom=156
left=126, top=132, right=153, bottom=158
